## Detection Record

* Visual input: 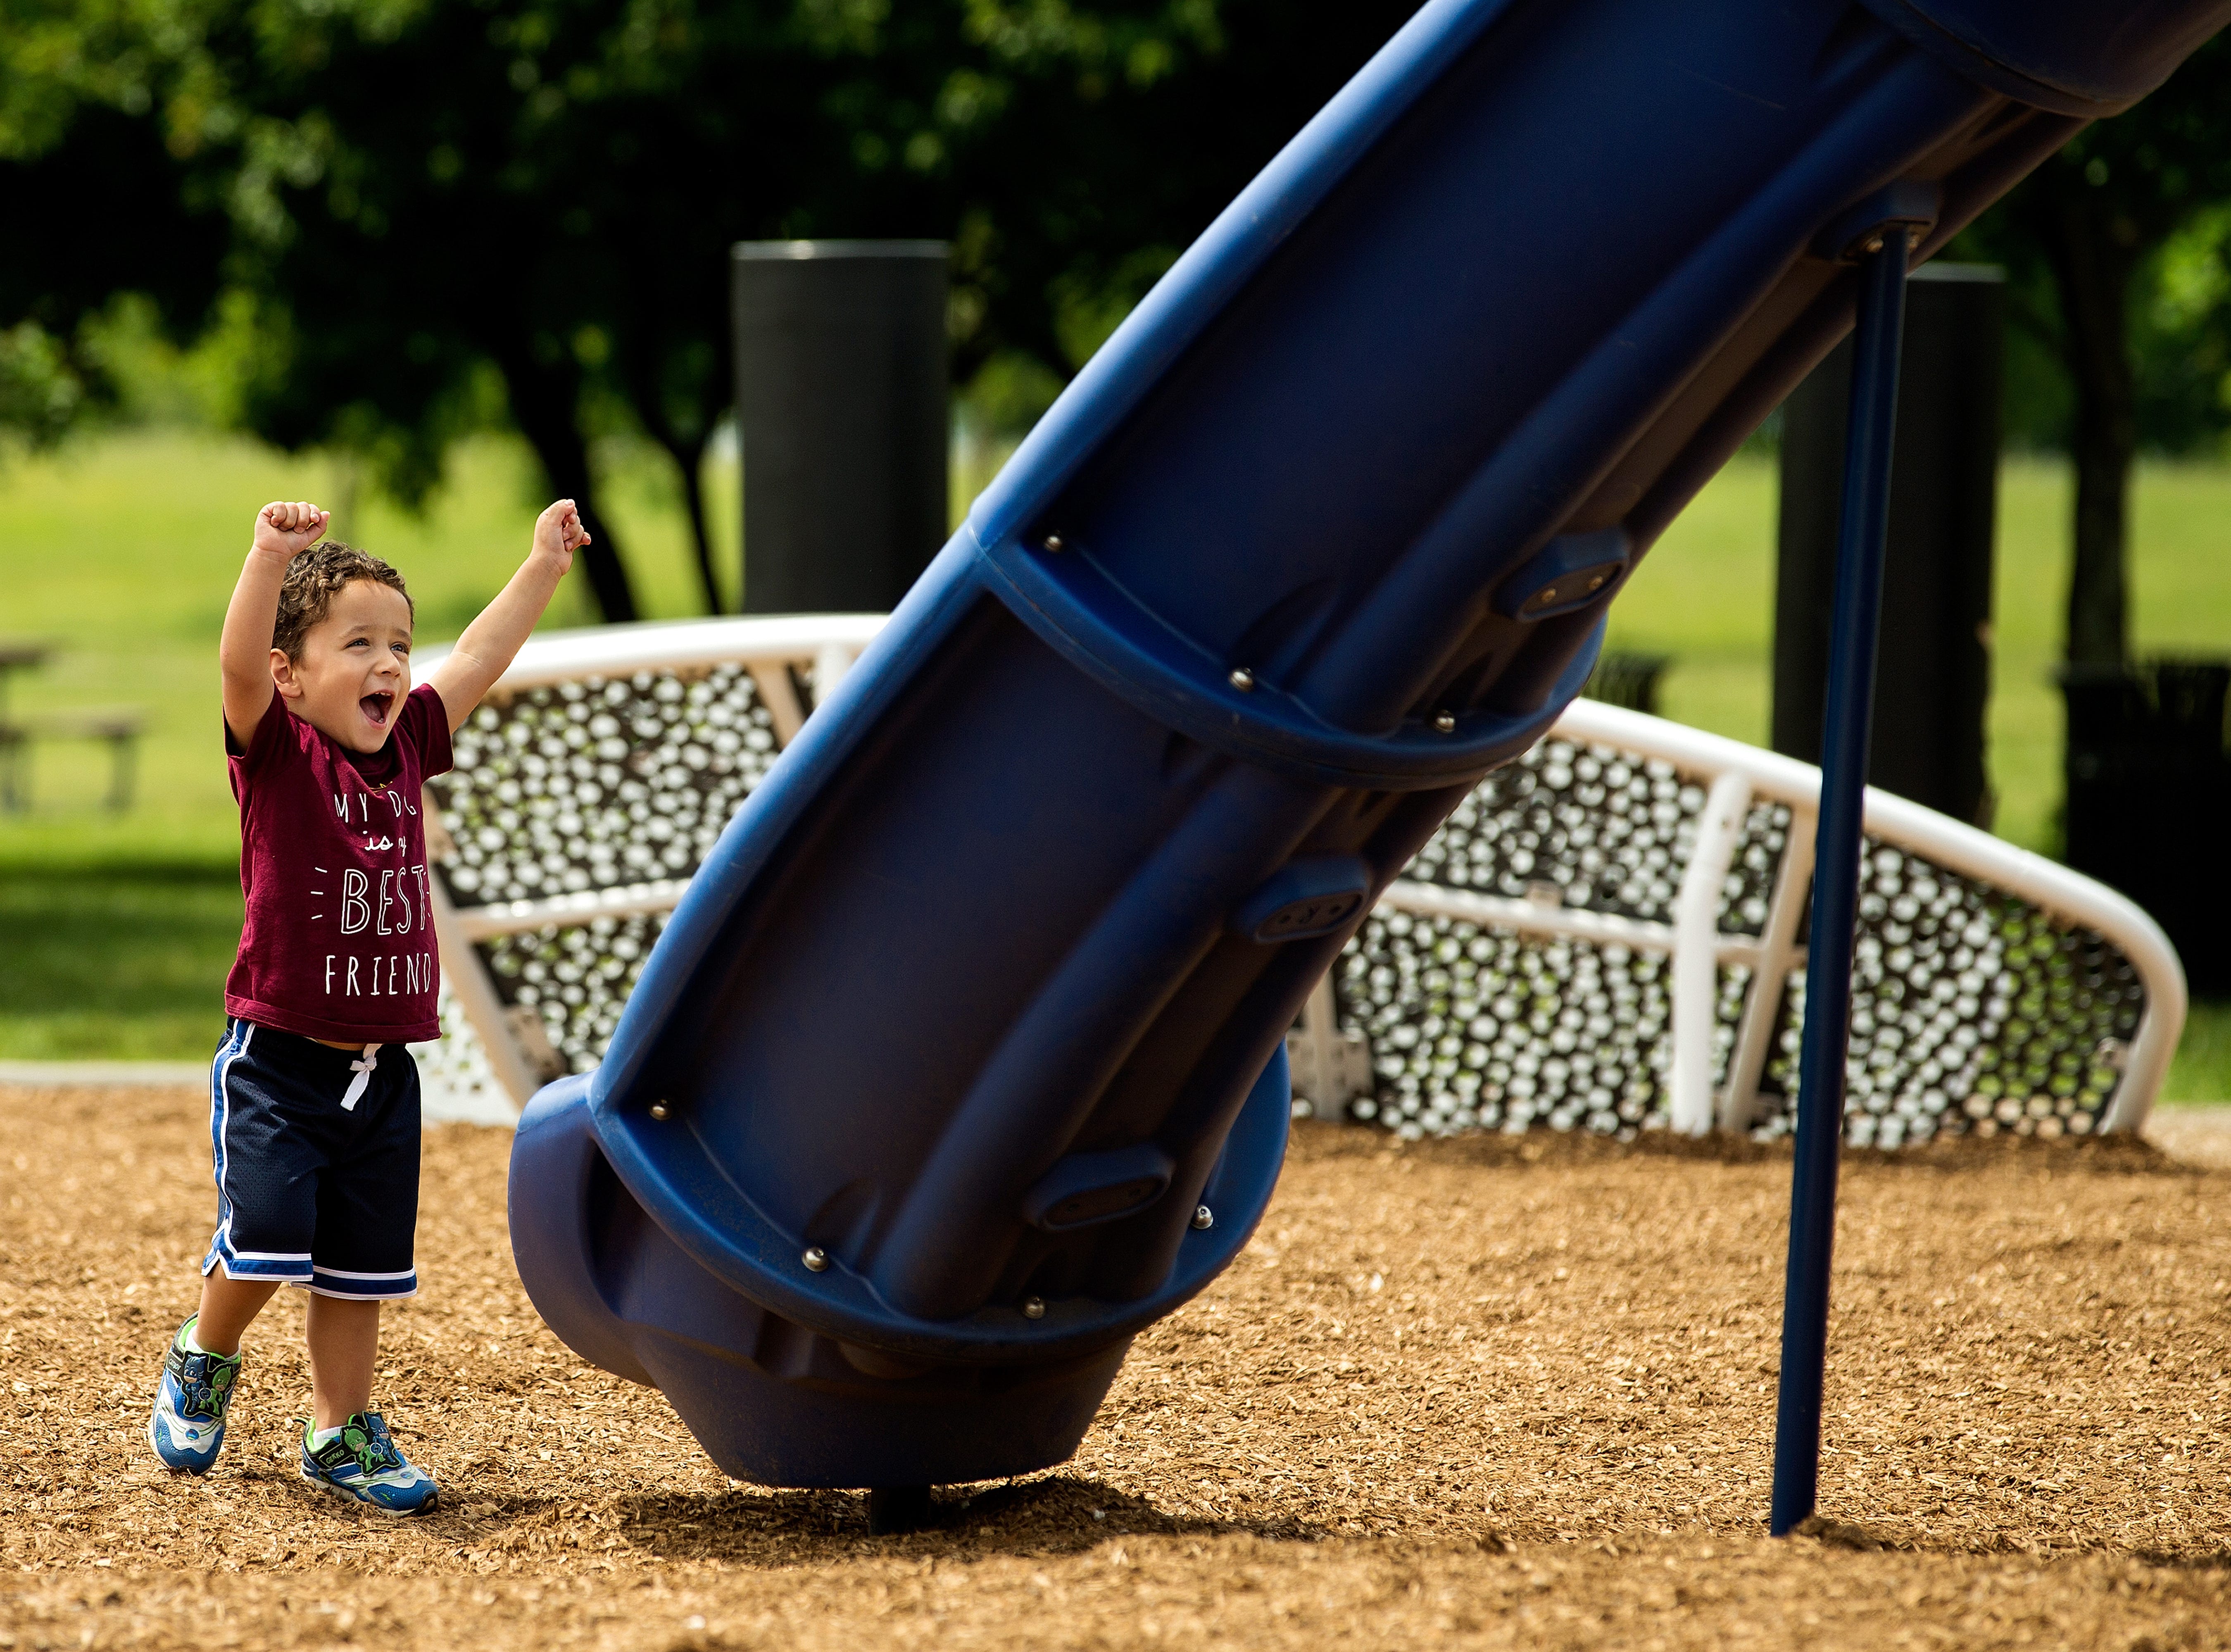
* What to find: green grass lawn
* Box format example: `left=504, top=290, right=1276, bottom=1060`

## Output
left=1611, top=454, right=2231, bottom=858
left=2166, top=1002, right=2231, bottom=1108
left=1, top=427, right=2226, bottom=1098
left=0, top=863, right=241, bottom=1059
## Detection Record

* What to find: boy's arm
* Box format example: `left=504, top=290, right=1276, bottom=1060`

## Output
left=222, top=501, right=329, bottom=747
left=427, top=500, right=588, bottom=732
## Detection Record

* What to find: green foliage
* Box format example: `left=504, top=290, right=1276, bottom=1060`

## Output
left=1965, top=198, right=2231, bottom=460
left=1048, top=243, right=1179, bottom=369
left=956, top=348, right=1065, bottom=439
left=1, top=0, right=1418, bottom=617
left=1945, top=37, right=2231, bottom=666
left=2138, top=202, right=2231, bottom=455
left=0, top=0, right=238, bottom=447
left=0, top=0, right=185, bottom=160
left=0, top=320, right=83, bottom=447
left=1950, top=36, right=2231, bottom=460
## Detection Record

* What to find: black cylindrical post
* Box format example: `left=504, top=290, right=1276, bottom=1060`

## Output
left=1769, top=234, right=1912, bottom=1538
left=731, top=241, right=950, bottom=614
left=1773, top=264, right=2002, bottom=824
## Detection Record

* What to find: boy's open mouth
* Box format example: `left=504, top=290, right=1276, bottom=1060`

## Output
left=360, top=691, right=395, bottom=727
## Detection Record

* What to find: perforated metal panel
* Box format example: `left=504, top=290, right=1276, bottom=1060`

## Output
left=478, top=912, right=671, bottom=1077
left=423, top=666, right=783, bottom=1078
left=436, top=667, right=781, bottom=902
left=411, top=629, right=2176, bottom=1145
left=1403, top=740, right=1716, bottom=921
left=1327, top=734, right=2152, bottom=1146
left=1748, top=849, right=2144, bottom=1147
left=1338, top=916, right=1677, bottom=1138
left=409, top=988, right=507, bottom=1112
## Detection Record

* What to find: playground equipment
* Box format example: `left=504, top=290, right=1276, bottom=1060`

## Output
left=418, top=618, right=2183, bottom=1147
left=472, top=0, right=2225, bottom=1532
left=421, top=609, right=2184, bottom=1505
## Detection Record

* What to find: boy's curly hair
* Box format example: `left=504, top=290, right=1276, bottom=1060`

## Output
left=272, top=543, right=414, bottom=661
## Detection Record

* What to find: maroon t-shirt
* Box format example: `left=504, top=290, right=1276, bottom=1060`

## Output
left=224, top=683, right=454, bottom=1043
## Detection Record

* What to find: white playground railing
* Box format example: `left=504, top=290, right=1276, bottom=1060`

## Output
left=410, top=616, right=2185, bottom=1147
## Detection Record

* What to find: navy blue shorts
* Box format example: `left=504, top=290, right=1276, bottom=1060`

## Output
left=202, top=1020, right=421, bottom=1300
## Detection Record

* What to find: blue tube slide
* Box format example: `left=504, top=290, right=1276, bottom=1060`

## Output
left=509, top=0, right=2230, bottom=1490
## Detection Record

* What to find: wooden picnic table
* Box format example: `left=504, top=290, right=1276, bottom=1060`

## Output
left=0, top=641, right=144, bottom=812
left=0, top=640, right=52, bottom=717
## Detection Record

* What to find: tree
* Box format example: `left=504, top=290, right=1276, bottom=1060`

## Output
left=2, top=0, right=1416, bottom=620
left=0, top=0, right=233, bottom=447
left=1960, top=37, right=2231, bottom=667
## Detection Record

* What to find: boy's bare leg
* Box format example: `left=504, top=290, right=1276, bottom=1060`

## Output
left=306, top=1295, right=381, bottom=1430
left=193, top=1267, right=281, bottom=1355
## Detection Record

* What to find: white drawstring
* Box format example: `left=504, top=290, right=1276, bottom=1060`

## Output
left=341, top=1044, right=382, bottom=1112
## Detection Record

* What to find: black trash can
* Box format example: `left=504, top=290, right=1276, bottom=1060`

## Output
left=2060, top=657, right=2231, bottom=992
left=731, top=240, right=951, bottom=614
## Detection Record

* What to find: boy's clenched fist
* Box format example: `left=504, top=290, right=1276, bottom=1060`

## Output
left=253, top=500, right=331, bottom=560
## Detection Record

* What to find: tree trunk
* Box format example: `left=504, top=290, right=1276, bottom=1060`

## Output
left=630, top=391, right=721, bottom=614
left=614, top=319, right=723, bottom=616
left=669, top=432, right=722, bottom=614
left=2067, top=390, right=2133, bottom=668
left=496, top=352, right=640, bottom=624
left=2037, top=200, right=2137, bottom=668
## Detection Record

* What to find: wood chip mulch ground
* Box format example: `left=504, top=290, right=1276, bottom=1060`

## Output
left=2, top=1084, right=2226, bottom=1649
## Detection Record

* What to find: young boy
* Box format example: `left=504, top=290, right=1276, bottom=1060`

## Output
left=147, top=495, right=590, bottom=1512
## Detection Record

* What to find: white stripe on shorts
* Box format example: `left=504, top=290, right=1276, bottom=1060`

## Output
left=208, top=1021, right=254, bottom=1251
left=311, top=1266, right=416, bottom=1281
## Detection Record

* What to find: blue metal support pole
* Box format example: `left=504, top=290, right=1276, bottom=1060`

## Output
left=1768, top=230, right=1912, bottom=1537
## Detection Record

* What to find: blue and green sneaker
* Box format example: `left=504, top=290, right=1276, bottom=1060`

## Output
left=299, top=1413, right=438, bottom=1515
left=147, top=1316, right=242, bottom=1474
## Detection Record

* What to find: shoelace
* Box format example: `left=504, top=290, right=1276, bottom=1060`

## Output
left=340, top=1044, right=382, bottom=1112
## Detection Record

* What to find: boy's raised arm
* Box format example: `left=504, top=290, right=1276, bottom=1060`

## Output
left=222, top=501, right=329, bottom=747
left=428, top=500, right=588, bottom=732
